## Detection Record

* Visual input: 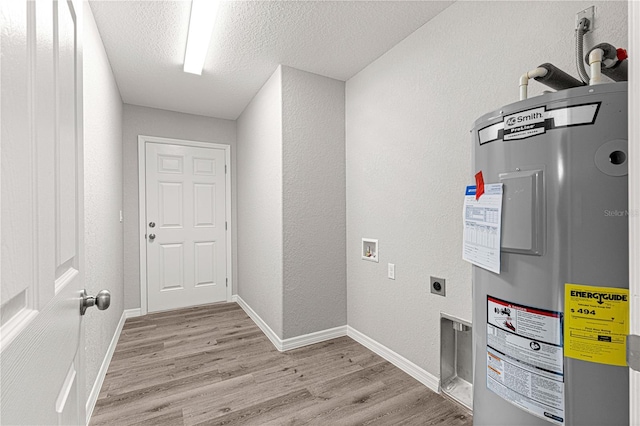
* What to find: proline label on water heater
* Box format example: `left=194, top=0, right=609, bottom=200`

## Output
left=503, top=107, right=546, bottom=140
left=478, top=103, right=601, bottom=144
left=486, top=296, right=565, bottom=424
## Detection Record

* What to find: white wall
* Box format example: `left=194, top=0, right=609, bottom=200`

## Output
left=281, top=66, right=346, bottom=338
left=83, top=2, right=124, bottom=409
left=122, top=104, right=236, bottom=309
left=237, top=67, right=284, bottom=337
left=237, top=66, right=347, bottom=340
left=346, top=1, right=628, bottom=379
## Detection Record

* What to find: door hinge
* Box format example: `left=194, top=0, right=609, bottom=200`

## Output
left=628, top=334, right=640, bottom=371
left=226, top=278, right=228, bottom=287
left=225, top=221, right=228, bottom=230
left=225, top=164, right=227, bottom=174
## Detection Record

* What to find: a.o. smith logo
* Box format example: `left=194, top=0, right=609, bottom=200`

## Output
left=504, top=108, right=545, bottom=130
left=505, top=111, right=544, bottom=127
left=503, top=107, right=546, bottom=140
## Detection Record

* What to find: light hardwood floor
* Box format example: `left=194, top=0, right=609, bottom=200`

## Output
left=91, top=302, right=472, bottom=425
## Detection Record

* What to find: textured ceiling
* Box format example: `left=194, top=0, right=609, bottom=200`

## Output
left=89, top=1, right=453, bottom=120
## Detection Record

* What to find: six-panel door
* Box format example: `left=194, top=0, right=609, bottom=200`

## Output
left=145, top=143, right=227, bottom=312
left=1, top=0, right=86, bottom=423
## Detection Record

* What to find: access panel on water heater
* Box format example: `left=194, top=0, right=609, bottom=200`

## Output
left=499, top=169, right=544, bottom=256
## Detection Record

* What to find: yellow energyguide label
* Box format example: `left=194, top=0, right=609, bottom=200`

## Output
left=564, top=283, right=629, bottom=366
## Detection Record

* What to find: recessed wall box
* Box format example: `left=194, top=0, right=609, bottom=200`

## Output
left=362, top=238, right=378, bottom=262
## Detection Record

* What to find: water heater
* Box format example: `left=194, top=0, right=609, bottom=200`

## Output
left=471, top=82, right=628, bottom=425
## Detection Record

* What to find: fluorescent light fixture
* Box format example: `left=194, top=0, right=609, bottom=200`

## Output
left=183, top=0, right=220, bottom=75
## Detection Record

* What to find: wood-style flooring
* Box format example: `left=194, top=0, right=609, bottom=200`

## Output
left=91, top=302, right=472, bottom=425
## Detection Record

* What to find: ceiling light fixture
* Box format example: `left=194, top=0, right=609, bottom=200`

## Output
left=183, top=0, right=220, bottom=75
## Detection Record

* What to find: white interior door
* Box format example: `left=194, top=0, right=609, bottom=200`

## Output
left=145, top=142, right=228, bottom=312
left=1, top=0, right=86, bottom=424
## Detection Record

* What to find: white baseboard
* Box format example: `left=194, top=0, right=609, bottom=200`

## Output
left=281, top=325, right=347, bottom=351
left=85, top=309, right=128, bottom=425
left=234, top=295, right=284, bottom=350
left=347, top=326, right=440, bottom=393
left=233, top=295, right=347, bottom=352
left=124, top=308, right=141, bottom=319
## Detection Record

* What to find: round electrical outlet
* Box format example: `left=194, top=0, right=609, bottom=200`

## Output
left=433, top=282, right=442, bottom=292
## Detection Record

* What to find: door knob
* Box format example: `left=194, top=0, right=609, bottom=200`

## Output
left=148, top=233, right=156, bottom=241
left=81, top=289, right=111, bottom=315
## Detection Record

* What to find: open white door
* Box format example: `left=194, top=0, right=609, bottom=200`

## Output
left=1, top=1, right=92, bottom=423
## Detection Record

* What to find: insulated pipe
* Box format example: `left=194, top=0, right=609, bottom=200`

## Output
left=602, top=57, right=628, bottom=82
left=586, top=43, right=619, bottom=67
left=586, top=43, right=629, bottom=82
left=519, top=67, right=548, bottom=100
left=589, top=48, right=604, bottom=85
left=534, top=63, right=585, bottom=91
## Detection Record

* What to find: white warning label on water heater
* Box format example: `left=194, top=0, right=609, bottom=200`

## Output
left=486, top=296, right=565, bottom=425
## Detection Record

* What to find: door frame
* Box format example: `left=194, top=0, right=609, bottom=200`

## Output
left=137, top=135, right=232, bottom=315
left=629, top=1, right=640, bottom=422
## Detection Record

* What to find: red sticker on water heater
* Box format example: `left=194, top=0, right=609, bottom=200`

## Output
left=475, top=171, right=485, bottom=200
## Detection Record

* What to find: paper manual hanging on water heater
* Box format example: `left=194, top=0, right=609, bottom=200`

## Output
left=462, top=184, right=503, bottom=274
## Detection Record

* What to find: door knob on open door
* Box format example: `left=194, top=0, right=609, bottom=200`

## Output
left=81, top=289, right=111, bottom=315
